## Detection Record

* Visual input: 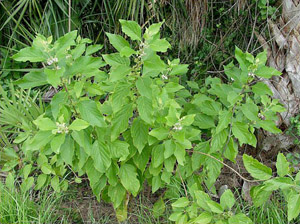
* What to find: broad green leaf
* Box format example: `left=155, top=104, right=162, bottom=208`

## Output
left=74, top=80, right=84, bottom=98
left=241, top=100, right=259, bottom=121
left=211, top=129, right=228, bottom=153
left=171, top=197, right=189, bottom=208
left=120, top=46, right=136, bottom=57
left=257, top=120, right=281, bottom=134
left=206, top=201, right=223, bottom=214
left=71, top=43, right=86, bottom=59
left=33, top=116, right=56, bottom=131
left=235, top=47, right=249, bottom=71
left=26, top=131, right=54, bottom=151
left=191, top=141, right=209, bottom=171
left=15, top=71, right=47, bottom=89
left=44, top=68, right=64, bottom=87
left=228, top=213, right=253, bottom=224
left=85, top=161, right=106, bottom=200
left=12, top=47, right=45, bottom=62
left=276, top=153, right=289, bottom=177
left=110, top=140, right=130, bottom=161
left=152, top=144, right=165, bottom=168
left=151, top=174, right=162, bottom=192
left=69, top=119, right=90, bottom=131
left=143, top=51, right=166, bottom=77
left=90, top=141, right=110, bottom=172
left=193, top=114, right=215, bottom=129
left=161, top=170, right=172, bottom=184
left=86, top=44, right=103, bottom=56
left=20, top=177, right=34, bottom=192
left=136, top=77, right=152, bottom=99
left=144, top=22, right=163, bottom=39
left=106, top=162, right=119, bottom=186
left=102, top=53, right=130, bottom=66
left=165, top=82, right=184, bottom=93
left=35, top=174, right=47, bottom=190
left=153, top=197, right=165, bottom=218
left=149, top=127, right=169, bottom=140
left=220, top=189, right=235, bottom=210
left=250, top=185, right=272, bottom=207
left=227, top=91, right=242, bottom=105
left=111, top=82, right=131, bottom=112
left=193, top=212, right=212, bottom=224
left=109, top=65, right=131, bottom=82
left=264, top=177, right=293, bottom=191
left=164, top=139, right=176, bottom=159
left=255, top=50, right=267, bottom=66
left=149, top=38, right=171, bottom=52
left=22, top=164, right=32, bottom=179
left=137, top=96, right=154, bottom=124
left=108, top=184, right=126, bottom=208
left=243, top=154, right=272, bottom=180
left=60, top=135, right=74, bottom=165
left=174, top=143, right=186, bottom=166
left=288, top=193, right=300, bottom=221
left=106, top=33, right=130, bottom=52
left=255, top=66, right=281, bottom=78
left=51, top=176, right=60, bottom=192
left=195, top=190, right=211, bottom=211
left=41, top=163, right=52, bottom=174
left=170, top=64, right=189, bottom=76
left=169, top=212, right=182, bottom=222
left=232, top=122, right=256, bottom=147
left=251, top=82, right=273, bottom=96
left=67, top=56, right=106, bottom=76
left=224, top=62, right=242, bottom=82
left=200, top=101, right=221, bottom=116
left=50, top=134, right=65, bottom=153
left=111, top=103, right=133, bottom=141
left=205, top=155, right=223, bottom=189
left=77, top=100, right=106, bottom=127
left=51, top=91, right=68, bottom=120
left=180, top=114, right=195, bottom=126
left=133, top=146, right=151, bottom=173
left=119, top=20, right=142, bottom=41
left=216, top=110, right=232, bottom=133
left=54, top=30, right=77, bottom=54
left=131, top=118, right=149, bottom=153
left=119, top=164, right=140, bottom=196
left=224, top=138, right=238, bottom=162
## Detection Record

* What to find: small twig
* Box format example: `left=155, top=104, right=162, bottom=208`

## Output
left=178, top=170, right=188, bottom=198
left=63, top=83, right=78, bottom=115
left=0, top=173, right=8, bottom=178
left=68, top=0, right=71, bottom=32
left=186, top=150, right=266, bottom=183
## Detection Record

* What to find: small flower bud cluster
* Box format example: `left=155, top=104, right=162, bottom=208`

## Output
left=56, top=122, right=69, bottom=134
left=248, top=72, right=255, bottom=77
left=162, top=74, right=168, bottom=80
left=173, top=122, right=183, bottom=131
left=47, top=57, right=58, bottom=65
left=258, top=113, right=265, bottom=120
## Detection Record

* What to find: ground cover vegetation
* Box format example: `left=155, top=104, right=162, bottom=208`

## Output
left=1, top=0, right=300, bottom=223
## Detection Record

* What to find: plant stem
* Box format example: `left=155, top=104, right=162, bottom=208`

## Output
left=186, top=150, right=266, bottom=183
left=68, top=0, right=71, bottom=32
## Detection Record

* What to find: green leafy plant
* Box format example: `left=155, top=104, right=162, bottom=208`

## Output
left=256, top=0, right=278, bottom=21
left=9, top=20, right=286, bottom=222
left=287, top=115, right=300, bottom=145
left=243, top=153, right=300, bottom=222
left=169, top=189, right=253, bottom=224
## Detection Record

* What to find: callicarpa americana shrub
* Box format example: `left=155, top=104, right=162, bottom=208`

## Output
left=6, top=20, right=299, bottom=223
